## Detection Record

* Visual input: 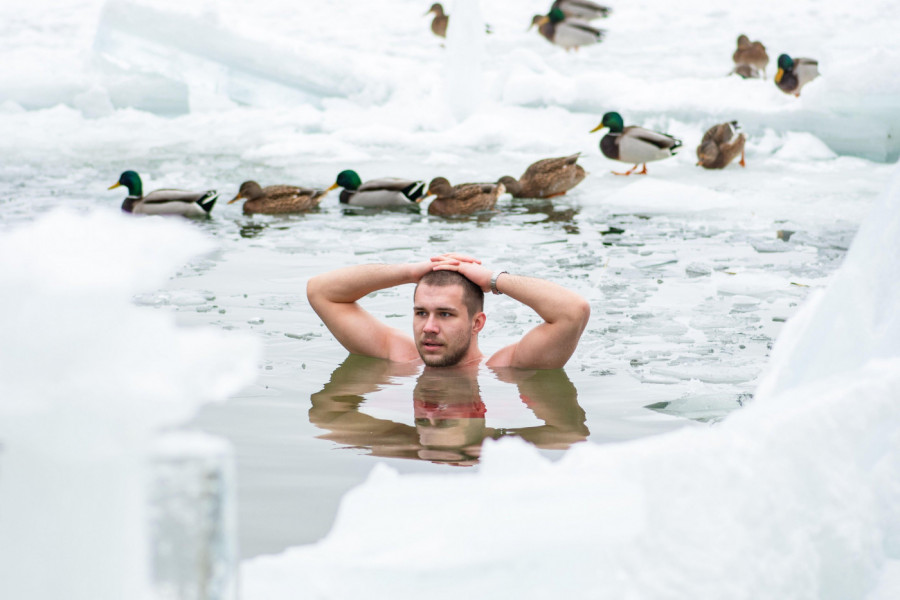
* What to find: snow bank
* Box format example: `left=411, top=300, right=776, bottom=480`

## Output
left=0, top=210, right=258, bottom=600
left=241, top=168, right=900, bottom=597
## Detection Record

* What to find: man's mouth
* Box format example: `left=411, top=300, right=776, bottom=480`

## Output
left=421, top=339, right=443, bottom=351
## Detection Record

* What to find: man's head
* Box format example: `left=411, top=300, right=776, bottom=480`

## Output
left=413, top=271, right=485, bottom=367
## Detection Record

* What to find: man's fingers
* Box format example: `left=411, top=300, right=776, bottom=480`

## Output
left=431, top=252, right=481, bottom=264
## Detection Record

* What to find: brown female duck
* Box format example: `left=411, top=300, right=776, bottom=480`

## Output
left=228, top=181, right=328, bottom=214
left=498, top=153, right=586, bottom=198
left=425, top=3, right=449, bottom=38
left=425, top=178, right=505, bottom=216
left=696, top=121, right=746, bottom=169
left=732, top=34, right=769, bottom=78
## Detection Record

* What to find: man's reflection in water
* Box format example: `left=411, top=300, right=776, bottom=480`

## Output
left=309, top=355, right=589, bottom=466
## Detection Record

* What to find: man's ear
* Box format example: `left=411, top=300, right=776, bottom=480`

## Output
left=472, top=311, right=486, bottom=334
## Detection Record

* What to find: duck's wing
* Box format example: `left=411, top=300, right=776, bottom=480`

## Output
left=701, top=122, right=738, bottom=146
left=133, top=189, right=218, bottom=216
left=554, top=20, right=604, bottom=48
left=624, top=126, right=682, bottom=151
left=794, top=58, right=820, bottom=86
left=428, top=184, right=499, bottom=216
left=358, top=178, right=419, bottom=192
left=555, top=0, right=611, bottom=19
left=358, top=178, right=426, bottom=203
left=523, top=153, right=581, bottom=178
left=142, top=189, right=214, bottom=204
left=263, top=185, right=324, bottom=201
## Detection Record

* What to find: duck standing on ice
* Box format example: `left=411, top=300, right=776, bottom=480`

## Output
left=589, top=112, right=682, bottom=175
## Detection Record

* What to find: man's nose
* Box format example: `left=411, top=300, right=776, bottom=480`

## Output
left=423, top=314, right=439, bottom=333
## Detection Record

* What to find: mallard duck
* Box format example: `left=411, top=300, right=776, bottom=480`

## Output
left=228, top=181, right=328, bottom=214
left=498, top=153, right=586, bottom=198
left=108, top=171, right=217, bottom=216
left=551, top=0, right=611, bottom=21
left=327, top=170, right=426, bottom=208
left=589, top=112, right=682, bottom=175
left=732, top=34, right=768, bottom=78
left=696, top=121, right=746, bottom=169
left=531, top=8, right=603, bottom=51
left=775, top=53, right=819, bottom=96
left=425, top=3, right=448, bottom=38
left=425, top=178, right=504, bottom=216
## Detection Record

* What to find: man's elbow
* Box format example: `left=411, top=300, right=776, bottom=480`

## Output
left=571, top=297, right=591, bottom=331
left=306, top=276, right=324, bottom=309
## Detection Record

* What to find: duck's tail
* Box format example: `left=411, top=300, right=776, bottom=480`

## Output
left=198, top=191, right=219, bottom=214
left=403, top=181, right=427, bottom=202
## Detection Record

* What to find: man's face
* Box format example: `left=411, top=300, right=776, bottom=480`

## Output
left=413, top=283, right=478, bottom=367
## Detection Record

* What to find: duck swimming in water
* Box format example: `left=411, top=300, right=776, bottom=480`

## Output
left=424, top=178, right=504, bottom=216
left=328, top=170, right=426, bottom=208
left=589, top=112, right=682, bottom=175
left=228, top=181, right=329, bottom=214
left=498, top=154, right=586, bottom=198
left=108, top=170, right=217, bottom=217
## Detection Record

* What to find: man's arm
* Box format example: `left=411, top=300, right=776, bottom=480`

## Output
left=306, top=261, right=433, bottom=361
left=432, top=255, right=590, bottom=369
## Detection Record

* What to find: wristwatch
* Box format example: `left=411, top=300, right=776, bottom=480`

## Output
left=490, top=270, right=508, bottom=295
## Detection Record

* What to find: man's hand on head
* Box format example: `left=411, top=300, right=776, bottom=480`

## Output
left=430, top=253, right=493, bottom=292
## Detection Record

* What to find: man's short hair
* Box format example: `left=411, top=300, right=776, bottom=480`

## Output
left=416, top=270, right=484, bottom=318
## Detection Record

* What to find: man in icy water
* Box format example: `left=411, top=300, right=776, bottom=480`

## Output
left=306, top=253, right=590, bottom=369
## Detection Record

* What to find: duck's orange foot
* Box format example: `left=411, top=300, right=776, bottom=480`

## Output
left=613, top=164, right=644, bottom=176
left=739, top=149, right=746, bottom=167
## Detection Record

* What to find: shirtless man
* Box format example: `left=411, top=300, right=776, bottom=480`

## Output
left=306, top=253, right=590, bottom=369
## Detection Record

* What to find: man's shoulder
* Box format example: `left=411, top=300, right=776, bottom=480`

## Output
left=385, top=329, right=421, bottom=363
left=485, top=344, right=517, bottom=369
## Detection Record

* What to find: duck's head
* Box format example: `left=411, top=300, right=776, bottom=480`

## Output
left=548, top=7, right=566, bottom=23
left=590, top=111, right=624, bottom=134
left=229, top=180, right=263, bottom=204
left=529, top=14, right=548, bottom=29
left=426, top=177, right=453, bottom=198
left=775, top=54, right=793, bottom=83
left=328, top=170, right=362, bottom=192
left=736, top=34, right=750, bottom=48
left=108, top=170, right=142, bottom=196
left=425, top=3, right=444, bottom=16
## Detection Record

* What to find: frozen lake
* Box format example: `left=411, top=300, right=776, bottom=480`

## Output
left=2, top=0, right=900, bottom=597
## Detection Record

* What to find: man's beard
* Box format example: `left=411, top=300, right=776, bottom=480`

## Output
left=418, top=336, right=471, bottom=367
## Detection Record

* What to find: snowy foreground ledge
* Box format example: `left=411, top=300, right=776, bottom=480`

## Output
left=243, top=168, right=900, bottom=598
left=0, top=211, right=258, bottom=600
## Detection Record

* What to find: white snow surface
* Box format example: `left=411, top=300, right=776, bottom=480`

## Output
left=0, top=212, right=259, bottom=600
left=241, top=167, right=900, bottom=599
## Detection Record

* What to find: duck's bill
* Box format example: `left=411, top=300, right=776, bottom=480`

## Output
left=326, top=183, right=340, bottom=192
left=227, top=195, right=242, bottom=204
left=775, top=68, right=784, bottom=83
left=108, top=182, right=122, bottom=190
left=589, top=123, right=606, bottom=133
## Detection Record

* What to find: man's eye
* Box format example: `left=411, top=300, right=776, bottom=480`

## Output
left=440, top=312, right=452, bottom=317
